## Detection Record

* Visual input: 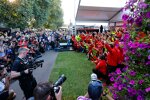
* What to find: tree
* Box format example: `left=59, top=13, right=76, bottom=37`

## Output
left=32, top=0, right=51, bottom=28
left=0, top=0, right=63, bottom=29
left=43, top=0, right=63, bottom=29
left=0, top=0, right=34, bottom=29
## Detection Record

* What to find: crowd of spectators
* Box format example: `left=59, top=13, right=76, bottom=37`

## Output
left=0, top=29, right=71, bottom=100
left=72, top=29, right=125, bottom=99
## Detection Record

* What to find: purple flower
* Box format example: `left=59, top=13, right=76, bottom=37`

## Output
left=129, top=70, right=136, bottom=76
left=118, top=85, right=123, bottom=91
left=116, top=76, right=121, bottom=81
left=148, top=55, right=150, bottom=60
left=127, top=41, right=132, bottom=46
left=146, top=61, right=150, bottom=65
left=139, top=43, right=148, bottom=49
left=138, top=2, right=148, bottom=9
left=113, top=93, right=118, bottom=99
left=122, top=67, right=128, bottom=72
left=123, top=34, right=130, bottom=41
left=138, top=80, right=144, bottom=85
left=128, top=17, right=134, bottom=24
left=128, top=88, right=137, bottom=96
left=131, top=50, right=135, bottom=54
left=122, top=23, right=127, bottom=28
left=125, top=56, right=129, bottom=61
left=113, top=82, right=118, bottom=88
left=145, top=87, right=150, bottom=92
left=122, top=84, right=126, bottom=87
left=124, top=75, right=129, bottom=80
left=127, top=87, right=133, bottom=93
left=146, top=12, right=150, bottom=18
left=143, top=74, right=150, bottom=77
left=134, top=10, right=140, bottom=17
left=122, top=14, right=129, bottom=21
left=108, top=72, right=115, bottom=77
left=129, top=80, right=135, bottom=85
left=132, top=89, right=137, bottom=95
left=137, top=95, right=144, bottom=100
left=110, top=77, right=115, bottom=82
left=137, top=90, right=144, bottom=96
left=130, top=42, right=140, bottom=48
left=116, top=68, right=121, bottom=74
left=135, top=16, right=143, bottom=27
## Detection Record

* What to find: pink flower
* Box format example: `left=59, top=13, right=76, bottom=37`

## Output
left=122, top=14, right=129, bottom=21
left=118, top=85, right=123, bottom=91
left=138, top=80, right=144, bottom=85
left=130, top=42, right=140, bottom=49
left=116, top=68, right=121, bottom=74
left=113, top=82, right=118, bottom=88
left=129, top=80, right=135, bottom=85
left=125, top=56, right=129, bottom=61
left=110, top=77, right=115, bottom=82
left=146, top=61, right=150, bottom=65
left=145, top=87, right=150, bottom=92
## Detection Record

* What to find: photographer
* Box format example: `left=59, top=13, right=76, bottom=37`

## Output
left=11, top=47, right=37, bottom=100
left=0, top=66, right=16, bottom=100
left=77, top=73, right=114, bottom=100
left=33, top=82, right=62, bottom=100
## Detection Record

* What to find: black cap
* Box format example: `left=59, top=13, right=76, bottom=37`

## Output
left=88, top=80, right=102, bottom=100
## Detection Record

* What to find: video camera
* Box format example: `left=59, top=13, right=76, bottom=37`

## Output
left=53, top=74, right=67, bottom=93
left=26, top=55, right=44, bottom=72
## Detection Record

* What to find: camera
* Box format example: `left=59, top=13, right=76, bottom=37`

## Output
left=53, top=74, right=67, bottom=93
left=25, top=55, right=44, bottom=72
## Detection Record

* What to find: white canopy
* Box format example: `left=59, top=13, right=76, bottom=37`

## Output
left=75, top=0, right=127, bottom=23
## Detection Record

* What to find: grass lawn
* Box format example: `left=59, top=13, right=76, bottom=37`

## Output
left=49, top=51, right=95, bottom=100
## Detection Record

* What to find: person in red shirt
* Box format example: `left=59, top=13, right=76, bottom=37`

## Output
left=92, top=55, right=107, bottom=81
left=72, top=35, right=78, bottom=50
left=115, top=44, right=125, bottom=71
left=104, top=42, right=118, bottom=73
left=80, top=32, right=86, bottom=41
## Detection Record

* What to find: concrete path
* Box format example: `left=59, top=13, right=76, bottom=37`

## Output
left=10, top=50, right=58, bottom=100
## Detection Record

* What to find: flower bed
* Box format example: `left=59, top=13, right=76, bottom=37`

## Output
left=109, top=0, right=150, bottom=99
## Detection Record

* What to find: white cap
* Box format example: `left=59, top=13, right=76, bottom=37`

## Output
left=91, top=73, right=97, bottom=80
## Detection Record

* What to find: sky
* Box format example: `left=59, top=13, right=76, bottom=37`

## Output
left=61, top=0, right=75, bottom=25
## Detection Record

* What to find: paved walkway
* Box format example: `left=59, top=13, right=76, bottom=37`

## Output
left=10, top=50, right=58, bottom=100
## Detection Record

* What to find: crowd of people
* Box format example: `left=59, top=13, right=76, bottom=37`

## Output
left=0, top=29, right=71, bottom=100
left=0, top=27, right=125, bottom=100
left=72, top=29, right=125, bottom=99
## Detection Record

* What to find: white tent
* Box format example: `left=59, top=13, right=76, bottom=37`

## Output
left=75, top=0, right=128, bottom=25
